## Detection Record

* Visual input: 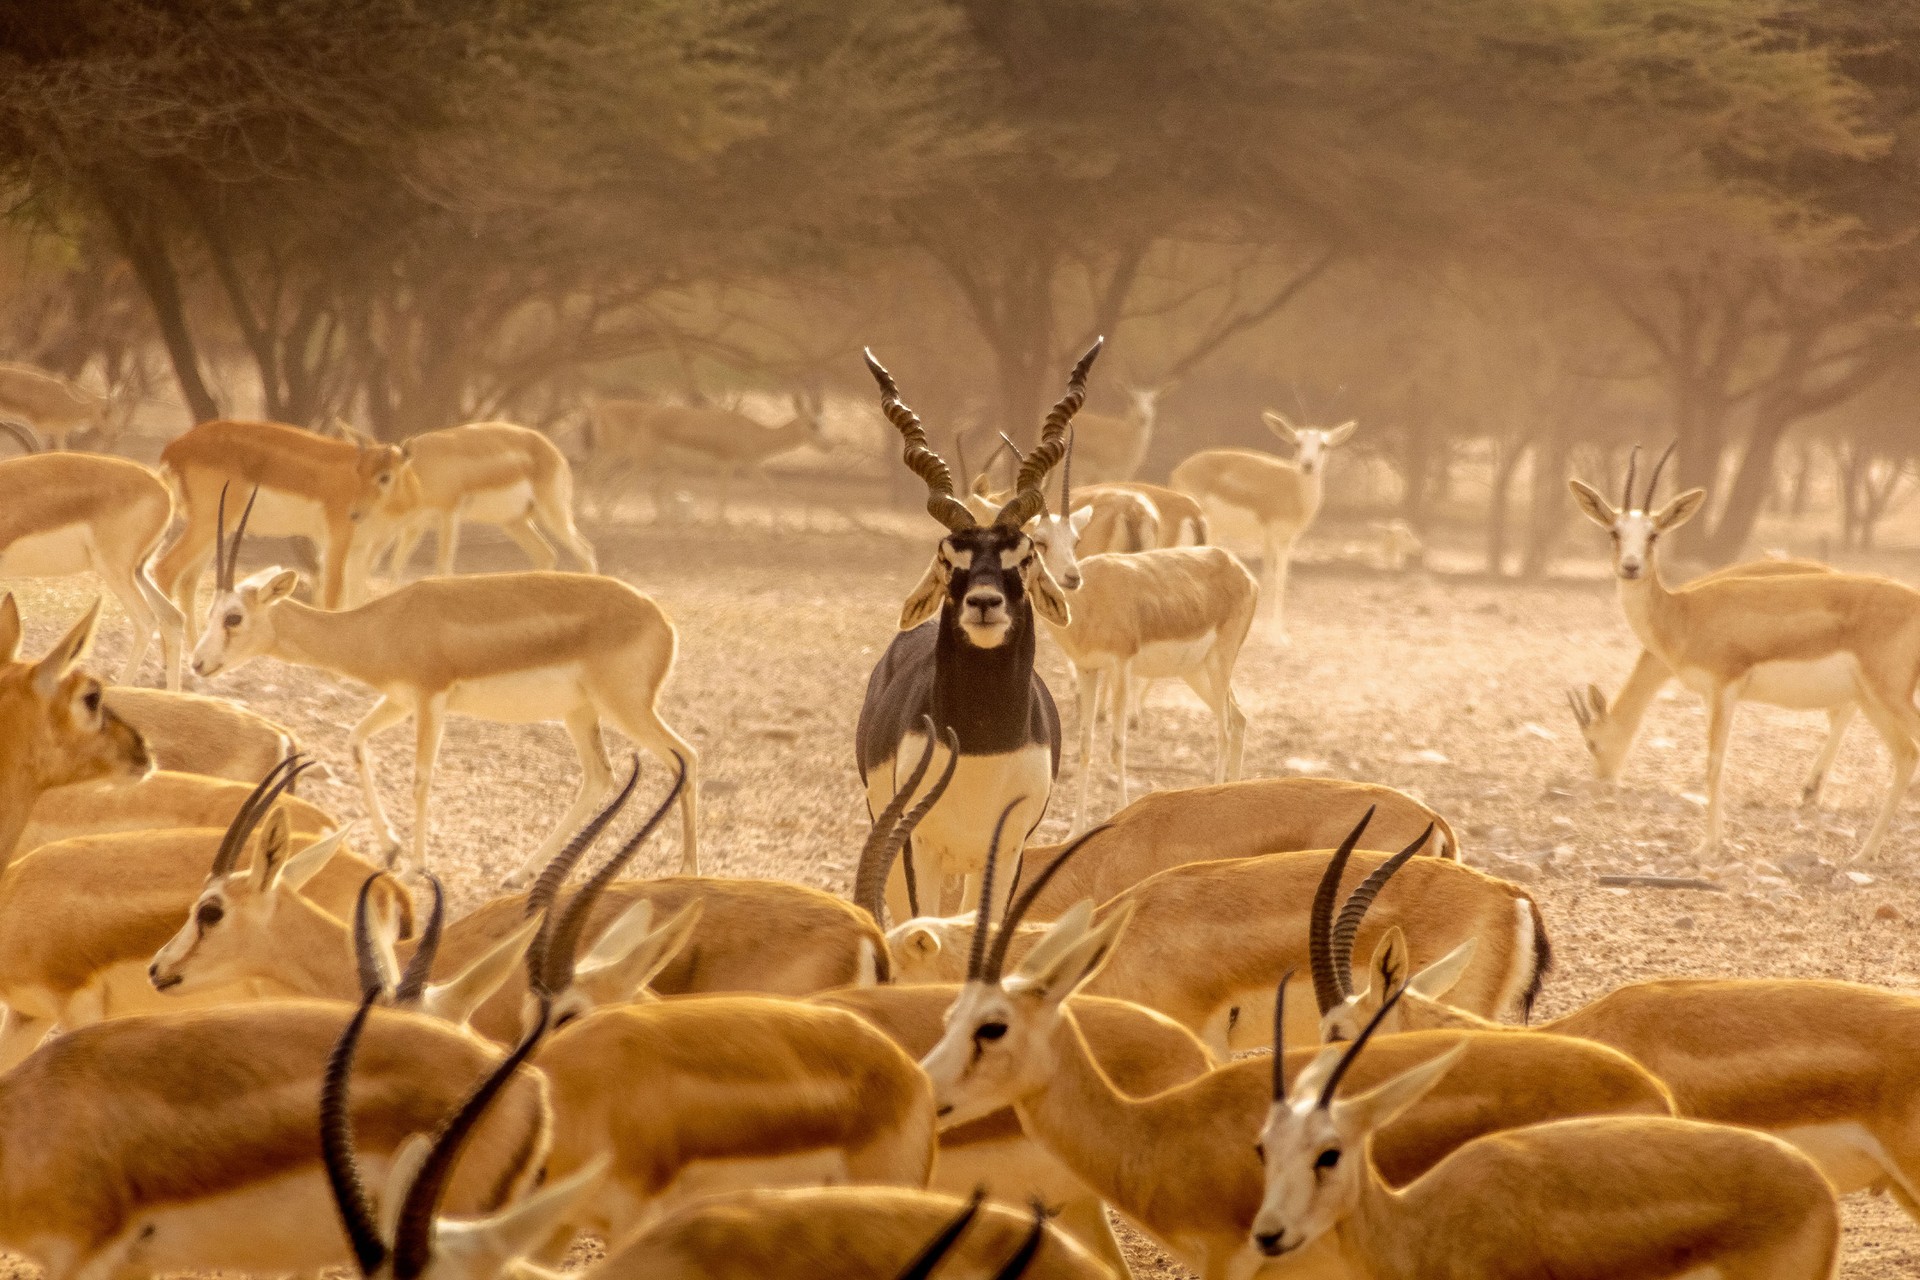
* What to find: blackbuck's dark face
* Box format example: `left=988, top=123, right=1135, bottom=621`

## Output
left=898, top=524, right=1071, bottom=648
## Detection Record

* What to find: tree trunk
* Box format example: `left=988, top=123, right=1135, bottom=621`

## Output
left=95, top=189, right=219, bottom=424
left=1698, top=405, right=1795, bottom=563
left=1522, top=424, right=1573, bottom=579
left=1484, top=438, right=1529, bottom=577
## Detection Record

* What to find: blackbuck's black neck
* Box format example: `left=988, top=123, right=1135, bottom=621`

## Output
left=931, top=602, right=1040, bottom=756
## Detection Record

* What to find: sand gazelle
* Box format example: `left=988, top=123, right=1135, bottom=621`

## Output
left=1251, top=987, right=1841, bottom=1279
left=915, top=840, right=1672, bottom=1280
left=1566, top=557, right=1856, bottom=802
left=156, top=418, right=422, bottom=622
left=1171, top=412, right=1356, bottom=640
left=0, top=362, right=121, bottom=451
left=100, top=685, right=300, bottom=783
left=0, top=452, right=186, bottom=686
left=588, top=390, right=827, bottom=526
left=191, top=488, right=699, bottom=877
left=382, top=422, right=596, bottom=578
left=856, top=342, right=1099, bottom=921
left=0, top=594, right=152, bottom=867
left=1570, top=445, right=1920, bottom=861
left=1063, top=383, right=1163, bottom=484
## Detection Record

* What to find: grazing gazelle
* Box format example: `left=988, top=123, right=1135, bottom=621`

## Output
left=1567, top=558, right=1855, bottom=803
left=155, top=418, right=421, bottom=621
left=1571, top=445, right=1920, bottom=861
left=1251, top=987, right=1840, bottom=1280
left=1171, top=412, right=1357, bottom=640
left=0, top=454, right=186, bottom=686
left=191, top=490, right=699, bottom=877
left=588, top=391, right=826, bottom=525
left=1075, top=480, right=1209, bottom=552
left=856, top=343, right=1099, bottom=921
left=382, top=421, right=596, bottom=578
left=0, top=362, right=121, bottom=451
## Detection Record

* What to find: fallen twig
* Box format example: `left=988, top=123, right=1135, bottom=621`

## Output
left=1596, top=874, right=1726, bottom=893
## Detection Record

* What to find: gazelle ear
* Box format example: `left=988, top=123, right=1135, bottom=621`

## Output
left=1262, top=411, right=1299, bottom=443
left=1022, top=552, right=1071, bottom=627
left=427, top=915, right=542, bottom=1025
left=1069, top=506, right=1093, bottom=536
left=900, top=555, right=948, bottom=629
left=281, top=824, right=356, bottom=892
left=32, top=598, right=100, bottom=698
left=1335, top=1042, right=1467, bottom=1135
left=1325, top=420, right=1358, bottom=447
left=1654, top=488, right=1707, bottom=532
left=249, top=809, right=295, bottom=890
left=896, top=924, right=941, bottom=963
left=379, top=1132, right=434, bottom=1243
left=257, top=568, right=302, bottom=604
left=1017, top=899, right=1096, bottom=978
left=0, top=594, right=21, bottom=663
left=462, top=1154, right=610, bottom=1272
left=1366, top=927, right=1411, bottom=997
left=1586, top=683, right=1607, bottom=716
left=1407, top=938, right=1477, bottom=1001
left=1017, top=903, right=1133, bottom=1006
left=1567, top=479, right=1617, bottom=529
left=577, top=900, right=704, bottom=1005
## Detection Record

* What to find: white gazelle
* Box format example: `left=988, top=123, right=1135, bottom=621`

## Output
left=1570, top=445, right=1920, bottom=861
left=191, top=490, right=698, bottom=878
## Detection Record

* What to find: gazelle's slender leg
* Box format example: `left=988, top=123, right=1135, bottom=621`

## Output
left=534, top=492, right=596, bottom=571
left=1849, top=671, right=1920, bottom=863
left=349, top=695, right=414, bottom=863
left=1695, top=684, right=1738, bottom=861
left=501, top=514, right=558, bottom=571
left=100, top=564, right=157, bottom=687
left=1072, top=665, right=1101, bottom=833
left=502, top=705, right=612, bottom=887
left=597, top=685, right=702, bottom=874
left=320, top=520, right=353, bottom=609
left=434, top=510, right=462, bottom=576
left=1112, top=659, right=1134, bottom=809
left=133, top=561, right=186, bottom=691
left=1799, top=704, right=1857, bottom=806
left=409, top=692, right=449, bottom=873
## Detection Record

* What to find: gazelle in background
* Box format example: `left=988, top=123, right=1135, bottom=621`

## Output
left=383, top=421, right=596, bottom=578
left=101, top=685, right=300, bottom=782
left=0, top=454, right=185, bottom=686
left=1568, top=557, right=1854, bottom=802
left=1076, top=480, right=1209, bottom=552
left=19, top=766, right=333, bottom=853
left=856, top=344, right=1098, bottom=922
left=1252, top=988, right=1840, bottom=1279
left=190, top=492, right=699, bottom=876
left=1571, top=444, right=1920, bottom=861
left=589, top=390, right=826, bottom=526
left=0, top=362, right=123, bottom=451
left=156, top=418, right=421, bottom=621
left=0, top=595, right=151, bottom=867
left=1172, top=412, right=1357, bottom=641
left=1064, top=384, right=1163, bottom=483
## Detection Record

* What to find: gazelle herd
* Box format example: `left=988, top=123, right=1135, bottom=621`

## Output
left=0, top=336, right=1909, bottom=1280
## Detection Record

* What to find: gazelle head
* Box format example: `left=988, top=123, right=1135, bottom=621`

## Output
left=1566, top=682, right=1631, bottom=780
left=321, top=988, right=605, bottom=1280
left=964, top=434, right=1092, bottom=591
left=918, top=805, right=1122, bottom=1128
left=1304, top=809, right=1437, bottom=1042
left=193, top=485, right=298, bottom=679
left=335, top=420, right=422, bottom=524
left=0, top=593, right=151, bottom=794
left=1262, top=412, right=1357, bottom=478
left=1251, top=979, right=1465, bottom=1260
left=865, top=343, right=1102, bottom=649
left=149, top=758, right=351, bottom=994
left=1568, top=443, right=1707, bottom=582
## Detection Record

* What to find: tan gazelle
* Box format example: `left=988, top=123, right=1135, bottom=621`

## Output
left=588, top=390, right=826, bottom=525
left=190, top=488, right=698, bottom=876
left=101, top=685, right=300, bottom=782
left=0, top=452, right=186, bottom=685
left=0, top=362, right=120, bottom=450
left=155, top=418, right=422, bottom=620
left=1570, top=444, right=1920, bottom=861
left=382, top=421, right=595, bottom=578
left=1171, top=412, right=1356, bottom=640
left=20, top=766, right=333, bottom=855
left=1251, top=985, right=1839, bottom=1279
left=915, top=836, right=1672, bottom=1280
left=0, top=593, right=151, bottom=868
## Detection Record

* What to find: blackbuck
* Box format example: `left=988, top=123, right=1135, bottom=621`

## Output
left=1567, top=558, right=1857, bottom=804
left=916, top=859, right=1670, bottom=1280
left=0, top=595, right=151, bottom=867
left=1252, top=988, right=1841, bottom=1280
left=856, top=343, right=1100, bottom=920
left=156, top=418, right=422, bottom=620
left=1321, top=849, right=1920, bottom=1217
left=588, top=391, right=826, bottom=525
left=1571, top=444, right=1920, bottom=861
left=102, top=685, right=300, bottom=782
left=21, top=766, right=333, bottom=854
left=0, top=362, right=122, bottom=450
left=885, top=813, right=1545, bottom=1056
left=0, top=454, right=185, bottom=686
left=1171, top=413, right=1357, bottom=641
left=0, top=762, right=407, bottom=1065
left=383, top=421, right=596, bottom=578
left=190, top=491, right=698, bottom=876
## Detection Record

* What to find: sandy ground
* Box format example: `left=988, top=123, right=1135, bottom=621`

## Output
left=8, top=495, right=1920, bottom=1278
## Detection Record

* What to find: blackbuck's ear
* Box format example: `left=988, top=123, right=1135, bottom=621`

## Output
left=1023, top=552, right=1071, bottom=627
left=1567, top=479, right=1617, bottom=529
left=1654, top=488, right=1707, bottom=532
left=1325, top=421, right=1358, bottom=447
left=1262, top=411, right=1299, bottom=443
left=900, top=555, right=948, bottom=630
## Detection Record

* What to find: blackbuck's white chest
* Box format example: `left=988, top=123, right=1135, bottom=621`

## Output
left=868, top=732, right=1053, bottom=878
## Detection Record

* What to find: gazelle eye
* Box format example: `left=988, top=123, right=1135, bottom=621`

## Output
left=1254, top=1141, right=1266, bottom=1160
left=82, top=688, right=101, bottom=714
left=1315, top=1149, right=1341, bottom=1171
left=975, top=1021, right=1007, bottom=1042
left=224, top=613, right=242, bottom=629
left=197, top=900, right=225, bottom=929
